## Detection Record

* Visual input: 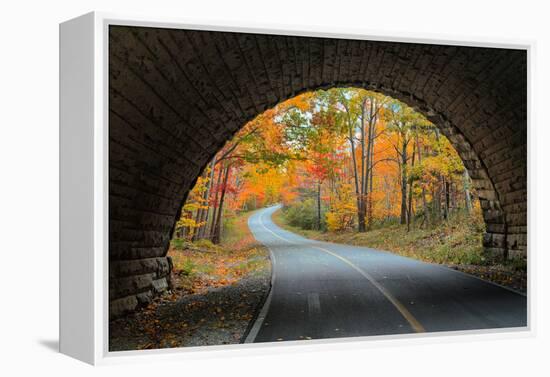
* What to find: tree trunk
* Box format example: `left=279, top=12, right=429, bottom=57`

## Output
left=209, top=165, right=223, bottom=239
left=384, top=176, right=392, bottom=219
left=347, top=110, right=364, bottom=233
left=359, top=100, right=367, bottom=232
left=317, top=180, right=322, bottom=230
left=212, top=164, right=230, bottom=244
left=193, top=161, right=215, bottom=241
left=463, top=169, right=473, bottom=214
left=365, top=99, right=376, bottom=230
left=407, top=142, right=416, bottom=232
left=358, top=211, right=366, bottom=232
left=367, top=117, right=375, bottom=229
left=434, top=183, right=441, bottom=222
left=415, top=135, right=429, bottom=226
left=192, top=208, right=201, bottom=241
left=443, top=176, right=450, bottom=221
left=400, top=137, right=408, bottom=225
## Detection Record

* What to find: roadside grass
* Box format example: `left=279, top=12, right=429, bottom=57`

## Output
left=273, top=208, right=526, bottom=293
left=168, top=210, right=270, bottom=294
left=274, top=207, right=484, bottom=265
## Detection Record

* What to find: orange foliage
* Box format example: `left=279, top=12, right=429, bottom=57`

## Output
left=182, top=88, right=471, bottom=236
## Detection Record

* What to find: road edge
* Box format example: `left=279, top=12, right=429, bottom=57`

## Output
left=242, top=211, right=277, bottom=343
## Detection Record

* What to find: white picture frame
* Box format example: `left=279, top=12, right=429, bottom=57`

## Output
left=59, top=11, right=534, bottom=365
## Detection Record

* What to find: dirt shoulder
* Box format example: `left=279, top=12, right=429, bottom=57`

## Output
left=272, top=208, right=526, bottom=294
left=109, top=211, right=271, bottom=351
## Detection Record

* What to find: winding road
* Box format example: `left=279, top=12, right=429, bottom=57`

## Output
left=245, top=205, right=527, bottom=343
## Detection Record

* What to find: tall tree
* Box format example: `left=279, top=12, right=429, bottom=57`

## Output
left=211, top=163, right=231, bottom=244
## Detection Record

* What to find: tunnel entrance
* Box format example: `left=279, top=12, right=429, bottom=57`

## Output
left=169, top=87, right=487, bottom=258
left=108, top=25, right=527, bottom=320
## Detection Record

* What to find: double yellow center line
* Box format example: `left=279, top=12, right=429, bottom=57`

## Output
left=258, top=210, right=425, bottom=333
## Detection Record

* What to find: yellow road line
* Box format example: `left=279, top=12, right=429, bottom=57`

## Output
left=258, top=209, right=425, bottom=333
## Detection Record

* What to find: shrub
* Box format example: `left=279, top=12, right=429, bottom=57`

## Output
left=179, top=258, right=196, bottom=276
left=283, top=199, right=324, bottom=230
left=325, top=189, right=356, bottom=232
left=193, top=238, right=217, bottom=249
left=171, top=238, right=189, bottom=250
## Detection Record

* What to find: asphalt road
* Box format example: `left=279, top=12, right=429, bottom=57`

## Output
left=245, top=205, right=527, bottom=343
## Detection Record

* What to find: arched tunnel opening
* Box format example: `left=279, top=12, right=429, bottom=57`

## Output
left=108, top=25, right=527, bottom=350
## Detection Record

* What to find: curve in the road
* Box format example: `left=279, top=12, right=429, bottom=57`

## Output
left=245, top=205, right=527, bottom=343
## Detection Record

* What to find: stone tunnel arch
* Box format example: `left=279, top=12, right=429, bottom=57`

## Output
left=108, top=25, right=527, bottom=317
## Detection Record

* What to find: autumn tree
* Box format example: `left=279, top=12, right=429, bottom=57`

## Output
left=325, top=89, right=389, bottom=231
left=175, top=172, right=211, bottom=240
left=194, top=95, right=306, bottom=243
left=178, top=87, right=478, bottom=243
left=383, top=100, right=431, bottom=228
